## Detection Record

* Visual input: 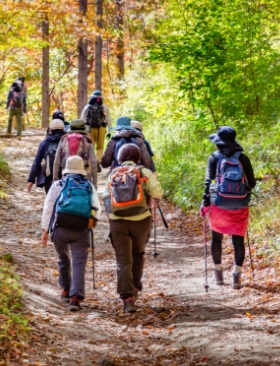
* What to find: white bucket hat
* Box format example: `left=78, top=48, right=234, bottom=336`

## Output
left=49, top=119, right=65, bottom=130
left=131, top=120, right=143, bottom=131
left=62, top=156, right=87, bottom=176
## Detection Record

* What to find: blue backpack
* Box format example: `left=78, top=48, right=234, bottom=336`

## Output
left=53, top=175, right=93, bottom=230
left=210, top=151, right=249, bottom=209
left=113, top=137, right=139, bottom=167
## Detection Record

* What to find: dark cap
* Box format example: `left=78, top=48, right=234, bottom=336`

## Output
left=52, top=111, right=65, bottom=121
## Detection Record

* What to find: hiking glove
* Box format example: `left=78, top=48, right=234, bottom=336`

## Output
left=106, top=133, right=111, bottom=140
left=200, top=205, right=210, bottom=218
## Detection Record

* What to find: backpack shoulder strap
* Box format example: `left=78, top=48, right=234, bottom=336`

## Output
left=212, top=151, right=224, bottom=160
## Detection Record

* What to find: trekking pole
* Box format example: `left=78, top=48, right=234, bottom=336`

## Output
left=247, top=230, right=255, bottom=279
left=153, top=199, right=158, bottom=258
left=156, top=200, right=168, bottom=229
left=90, top=229, right=96, bottom=289
left=203, top=216, right=209, bottom=293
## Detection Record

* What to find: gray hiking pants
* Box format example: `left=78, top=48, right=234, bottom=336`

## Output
left=109, top=216, right=152, bottom=299
left=53, top=227, right=90, bottom=299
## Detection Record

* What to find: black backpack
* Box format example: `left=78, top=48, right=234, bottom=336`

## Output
left=11, top=91, right=23, bottom=109
left=42, top=141, right=59, bottom=177
left=113, top=137, right=139, bottom=168
left=86, top=103, right=105, bottom=128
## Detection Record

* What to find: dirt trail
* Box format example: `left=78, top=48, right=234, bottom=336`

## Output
left=1, top=130, right=280, bottom=366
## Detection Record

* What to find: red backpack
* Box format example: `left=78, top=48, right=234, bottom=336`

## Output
left=60, top=133, right=89, bottom=168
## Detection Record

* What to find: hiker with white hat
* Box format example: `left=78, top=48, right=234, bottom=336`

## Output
left=27, top=119, right=65, bottom=193
left=41, top=155, right=101, bottom=311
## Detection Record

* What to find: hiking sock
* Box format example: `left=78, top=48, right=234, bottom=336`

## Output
left=214, top=264, right=222, bottom=271
left=233, top=265, right=242, bottom=274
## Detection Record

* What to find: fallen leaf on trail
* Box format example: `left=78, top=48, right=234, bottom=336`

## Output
left=52, top=271, right=59, bottom=276
left=246, top=312, right=252, bottom=318
left=142, top=330, right=149, bottom=335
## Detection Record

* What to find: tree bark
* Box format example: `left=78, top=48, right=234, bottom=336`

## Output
left=116, top=0, right=124, bottom=79
left=42, top=15, right=49, bottom=128
left=78, top=0, right=88, bottom=117
left=95, top=0, right=102, bottom=91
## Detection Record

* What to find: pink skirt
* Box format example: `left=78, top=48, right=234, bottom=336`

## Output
left=209, top=205, right=249, bottom=237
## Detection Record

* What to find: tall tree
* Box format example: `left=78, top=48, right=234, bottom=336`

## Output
left=116, top=0, right=124, bottom=79
left=95, top=0, right=102, bottom=91
left=78, top=0, right=88, bottom=117
left=42, top=14, right=49, bottom=128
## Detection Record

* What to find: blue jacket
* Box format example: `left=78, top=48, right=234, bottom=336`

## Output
left=27, top=132, right=64, bottom=188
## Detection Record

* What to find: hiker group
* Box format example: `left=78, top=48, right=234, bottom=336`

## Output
left=25, top=88, right=255, bottom=312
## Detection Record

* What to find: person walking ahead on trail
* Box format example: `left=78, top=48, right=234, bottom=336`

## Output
left=53, top=119, right=98, bottom=189
left=41, top=156, right=101, bottom=311
left=80, top=90, right=112, bottom=170
left=131, top=120, right=156, bottom=173
left=27, top=119, right=65, bottom=194
left=101, top=116, right=152, bottom=172
left=103, top=143, right=163, bottom=312
left=6, top=82, right=26, bottom=140
left=201, top=126, right=256, bottom=289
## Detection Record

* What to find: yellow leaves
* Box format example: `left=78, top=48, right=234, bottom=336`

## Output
left=52, top=271, right=59, bottom=277
left=246, top=312, right=252, bottom=318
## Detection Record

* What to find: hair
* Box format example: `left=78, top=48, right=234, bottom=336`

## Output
left=117, top=143, right=141, bottom=164
left=89, top=96, right=102, bottom=105
left=11, top=82, right=21, bottom=92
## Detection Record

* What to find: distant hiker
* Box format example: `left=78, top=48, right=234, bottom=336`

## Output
left=52, top=110, right=70, bottom=131
left=6, top=82, right=26, bottom=140
left=15, top=77, right=28, bottom=97
left=131, top=120, right=156, bottom=173
left=101, top=116, right=152, bottom=172
left=80, top=90, right=112, bottom=172
left=27, top=119, right=65, bottom=194
left=53, top=119, right=97, bottom=189
left=41, top=155, right=101, bottom=311
left=103, top=143, right=163, bottom=312
left=201, top=126, right=256, bottom=289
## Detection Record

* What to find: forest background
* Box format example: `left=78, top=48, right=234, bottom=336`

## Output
left=1, top=0, right=280, bottom=260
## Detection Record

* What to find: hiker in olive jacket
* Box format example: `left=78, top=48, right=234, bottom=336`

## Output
left=53, top=119, right=97, bottom=188
left=101, top=116, right=152, bottom=172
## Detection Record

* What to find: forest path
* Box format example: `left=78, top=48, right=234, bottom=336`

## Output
left=0, top=130, right=280, bottom=366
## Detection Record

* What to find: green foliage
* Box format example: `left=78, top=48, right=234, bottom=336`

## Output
left=0, top=254, right=30, bottom=345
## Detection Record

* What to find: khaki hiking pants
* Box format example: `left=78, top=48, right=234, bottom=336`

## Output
left=90, top=126, right=106, bottom=162
left=7, top=108, right=22, bottom=137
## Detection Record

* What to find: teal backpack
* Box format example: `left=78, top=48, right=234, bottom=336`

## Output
left=53, top=175, right=93, bottom=230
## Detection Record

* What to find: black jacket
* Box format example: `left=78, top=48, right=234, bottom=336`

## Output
left=101, top=129, right=152, bottom=171
left=27, top=132, right=64, bottom=187
left=202, top=146, right=256, bottom=206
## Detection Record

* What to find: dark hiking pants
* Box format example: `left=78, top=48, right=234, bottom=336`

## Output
left=211, top=230, right=245, bottom=267
left=109, top=216, right=152, bottom=300
left=7, top=108, right=22, bottom=136
left=53, top=227, right=90, bottom=299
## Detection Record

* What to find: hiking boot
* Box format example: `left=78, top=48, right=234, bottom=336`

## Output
left=132, top=288, right=140, bottom=300
left=69, top=296, right=81, bottom=311
left=6, top=132, right=12, bottom=138
left=213, top=269, right=224, bottom=285
left=16, top=135, right=21, bottom=141
left=231, top=272, right=242, bottom=289
left=97, top=161, right=102, bottom=173
left=60, top=290, right=70, bottom=303
left=123, top=297, right=136, bottom=313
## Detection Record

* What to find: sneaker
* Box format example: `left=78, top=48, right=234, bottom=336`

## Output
left=69, top=296, right=81, bottom=311
left=123, top=297, right=136, bottom=313
left=61, top=290, right=70, bottom=303
left=97, top=161, right=102, bottom=173
left=213, top=269, right=224, bottom=285
left=231, top=272, right=242, bottom=289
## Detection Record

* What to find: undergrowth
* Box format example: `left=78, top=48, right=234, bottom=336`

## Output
left=0, top=253, right=30, bottom=361
left=0, top=150, right=10, bottom=200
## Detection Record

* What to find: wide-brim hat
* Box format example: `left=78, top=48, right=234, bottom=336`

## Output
left=209, top=126, right=239, bottom=147
left=111, top=115, right=140, bottom=133
left=131, top=120, right=143, bottom=131
left=62, top=156, right=87, bottom=176
left=68, top=119, right=87, bottom=133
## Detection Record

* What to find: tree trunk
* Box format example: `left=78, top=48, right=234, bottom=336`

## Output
left=78, top=0, right=88, bottom=117
left=116, top=0, right=124, bottom=79
left=42, top=15, right=49, bottom=128
left=95, top=0, right=102, bottom=91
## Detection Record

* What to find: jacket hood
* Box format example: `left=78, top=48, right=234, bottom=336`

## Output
left=112, top=129, right=142, bottom=139
left=47, top=131, right=64, bottom=142
left=218, top=143, right=243, bottom=157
